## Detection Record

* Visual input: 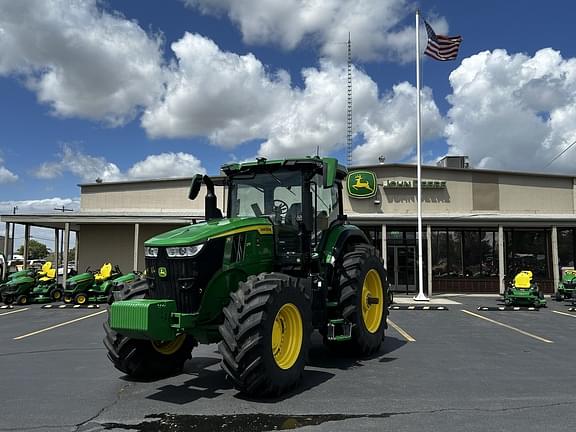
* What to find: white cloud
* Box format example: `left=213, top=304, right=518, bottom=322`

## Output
left=142, top=32, right=292, bottom=146
left=353, top=82, right=445, bottom=164
left=143, top=33, right=445, bottom=164
left=34, top=144, right=206, bottom=183
left=0, top=0, right=165, bottom=125
left=0, top=158, right=18, bottom=183
left=127, top=153, right=207, bottom=179
left=184, top=0, right=435, bottom=63
left=445, top=48, right=576, bottom=172
left=0, top=197, right=80, bottom=214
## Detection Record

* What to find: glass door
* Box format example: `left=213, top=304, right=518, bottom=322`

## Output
left=387, top=245, right=417, bottom=294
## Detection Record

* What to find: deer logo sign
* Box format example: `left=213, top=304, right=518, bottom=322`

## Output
left=346, top=171, right=377, bottom=199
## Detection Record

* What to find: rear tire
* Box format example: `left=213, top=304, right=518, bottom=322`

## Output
left=103, top=279, right=196, bottom=379
left=328, top=244, right=388, bottom=356
left=16, top=294, right=29, bottom=305
left=219, top=273, right=312, bottom=396
left=74, top=292, right=88, bottom=305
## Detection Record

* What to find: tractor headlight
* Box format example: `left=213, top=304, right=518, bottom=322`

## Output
left=144, top=247, right=159, bottom=257
left=166, top=244, right=204, bottom=258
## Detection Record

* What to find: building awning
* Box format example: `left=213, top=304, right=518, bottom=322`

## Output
left=0, top=211, right=205, bottom=230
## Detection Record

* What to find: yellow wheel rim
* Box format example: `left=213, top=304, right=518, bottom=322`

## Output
left=64, top=296, right=72, bottom=303
left=19, top=297, right=27, bottom=305
left=53, top=291, right=61, bottom=300
left=271, top=303, right=303, bottom=370
left=362, top=269, right=384, bottom=333
left=151, top=334, right=186, bottom=355
left=76, top=295, right=86, bottom=305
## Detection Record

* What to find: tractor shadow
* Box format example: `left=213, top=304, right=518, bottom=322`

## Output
left=307, top=332, right=406, bottom=369
left=145, top=357, right=229, bottom=404
left=143, top=335, right=405, bottom=405
left=144, top=356, right=335, bottom=405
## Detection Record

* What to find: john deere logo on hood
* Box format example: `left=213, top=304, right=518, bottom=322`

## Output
left=158, top=267, right=167, bottom=278
left=347, top=171, right=377, bottom=199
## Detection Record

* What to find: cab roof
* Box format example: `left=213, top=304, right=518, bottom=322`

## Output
left=221, top=157, right=347, bottom=187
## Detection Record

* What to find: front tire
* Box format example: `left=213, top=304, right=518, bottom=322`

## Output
left=16, top=294, right=29, bottom=305
left=103, top=279, right=196, bottom=379
left=50, top=288, right=63, bottom=301
left=219, top=273, right=312, bottom=397
left=331, top=244, right=388, bottom=356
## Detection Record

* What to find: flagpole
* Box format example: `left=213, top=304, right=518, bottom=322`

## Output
left=414, top=9, right=428, bottom=302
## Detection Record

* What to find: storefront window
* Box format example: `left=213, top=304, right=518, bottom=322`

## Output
left=505, top=229, right=549, bottom=278
left=558, top=229, right=575, bottom=268
left=433, top=228, right=499, bottom=278
left=432, top=230, right=447, bottom=277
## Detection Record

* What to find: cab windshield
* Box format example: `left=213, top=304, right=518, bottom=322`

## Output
left=228, top=171, right=302, bottom=225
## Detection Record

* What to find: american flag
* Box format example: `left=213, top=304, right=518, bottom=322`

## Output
left=424, top=20, right=462, bottom=61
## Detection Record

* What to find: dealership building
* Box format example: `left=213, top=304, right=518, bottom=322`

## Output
left=3, top=156, right=576, bottom=296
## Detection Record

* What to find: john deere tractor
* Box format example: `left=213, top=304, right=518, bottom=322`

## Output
left=1, top=262, right=62, bottom=305
left=503, top=270, right=546, bottom=307
left=105, top=157, right=389, bottom=396
left=64, top=263, right=122, bottom=305
left=555, top=269, right=576, bottom=302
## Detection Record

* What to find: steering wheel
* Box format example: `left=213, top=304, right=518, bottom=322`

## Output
left=273, top=199, right=289, bottom=215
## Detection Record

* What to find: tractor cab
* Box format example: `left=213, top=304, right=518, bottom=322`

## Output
left=222, top=157, right=345, bottom=274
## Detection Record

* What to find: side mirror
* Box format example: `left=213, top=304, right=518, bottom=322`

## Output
left=189, top=174, right=203, bottom=200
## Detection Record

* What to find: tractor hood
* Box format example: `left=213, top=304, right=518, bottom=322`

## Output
left=145, top=217, right=273, bottom=247
left=66, top=272, right=94, bottom=284
left=5, top=275, right=34, bottom=286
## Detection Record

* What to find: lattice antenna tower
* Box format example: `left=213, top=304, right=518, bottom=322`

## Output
left=346, top=33, right=353, bottom=168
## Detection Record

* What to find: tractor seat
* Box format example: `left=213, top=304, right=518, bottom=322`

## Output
left=514, top=271, right=533, bottom=289
left=285, top=203, right=302, bottom=229
left=39, top=268, right=56, bottom=282
left=38, top=261, right=53, bottom=277
left=95, top=263, right=113, bottom=281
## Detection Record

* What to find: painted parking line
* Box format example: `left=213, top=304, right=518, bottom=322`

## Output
left=390, top=305, right=448, bottom=311
left=42, top=304, right=101, bottom=309
left=461, top=309, right=554, bottom=344
left=0, top=307, right=29, bottom=317
left=13, top=310, right=107, bottom=340
left=387, top=318, right=416, bottom=342
left=552, top=310, right=576, bottom=319
left=477, top=306, right=539, bottom=311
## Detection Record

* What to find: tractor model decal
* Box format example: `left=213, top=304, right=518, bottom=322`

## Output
left=158, top=267, right=168, bottom=278
left=347, top=170, right=377, bottom=199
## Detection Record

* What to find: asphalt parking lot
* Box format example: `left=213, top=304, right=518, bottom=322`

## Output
left=1, top=296, right=575, bottom=432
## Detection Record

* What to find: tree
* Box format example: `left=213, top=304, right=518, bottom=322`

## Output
left=17, top=240, right=50, bottom=260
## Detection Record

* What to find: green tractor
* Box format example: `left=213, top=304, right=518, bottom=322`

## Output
left=503, top=270, right=546, bottom=308
left=1, top=262, right=62, bottom=305
left=105, top=157, right=389, bottom=396
left=63, top=263, right=122, bottom=305
left=555, top=269, right=576, bottom=302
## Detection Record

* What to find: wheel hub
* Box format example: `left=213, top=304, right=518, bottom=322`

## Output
left=271, top=303, right=303, bottom=370
left=361, top=269, right=384, bottom=333
left=151, top=334, right=187, bottom=355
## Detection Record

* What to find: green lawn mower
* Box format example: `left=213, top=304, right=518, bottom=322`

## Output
left=1, top=262, right=62, bottom=305
left=555, top=270, right=576, bottom=302
left=503, top=270, right=546, bottom=307
left=63, top=263, right=122, bottom=305
left=106, top=272, right=143, bottom=304
left=105, top=157, right=389, bottom=397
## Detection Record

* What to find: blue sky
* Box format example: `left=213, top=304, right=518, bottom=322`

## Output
left=1, top=0, right=576, bottom=218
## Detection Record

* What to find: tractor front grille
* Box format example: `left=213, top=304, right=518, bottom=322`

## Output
left=563, top=282, right=576, bottom=290
left=145, top=238, right=225, bottom=313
